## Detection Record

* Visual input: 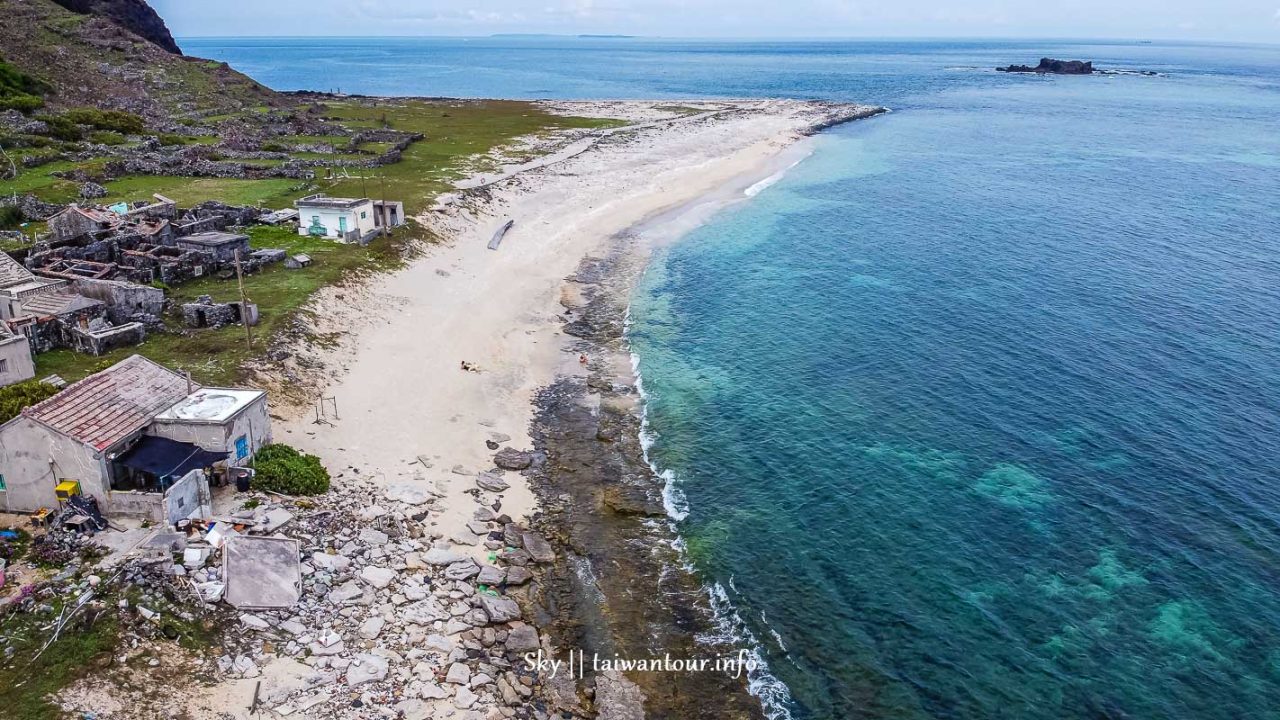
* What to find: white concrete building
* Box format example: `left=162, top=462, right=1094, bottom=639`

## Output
left=295, top=194, right=378, bottom=243
left=0, top=355, right=273, bottom=522
left=150, top=387, right=272, bottom=465
left=0, top=325, right=34, bottom=387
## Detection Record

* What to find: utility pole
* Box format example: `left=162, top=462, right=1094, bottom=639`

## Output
left=380, top=172, right=390, bottom=237
left=233, top=249, right=253, bottom=349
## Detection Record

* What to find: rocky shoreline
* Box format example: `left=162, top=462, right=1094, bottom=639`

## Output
left=521, top=233, right=767, bottom=719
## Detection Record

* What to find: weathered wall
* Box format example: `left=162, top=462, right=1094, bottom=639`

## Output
left=68, top=277, right=164, bottom=323
left=0, top=416, right=107, bottom=513
left=66, top=321, right=146, bottom=356
left=298, top=204, right=376, bottom=241
left=149, top=395, right=273, bottom=463
left=0, top=335, right=35, bottom=387
left=164, top=469, right=210, bottom=524
left=106, top=489, right=163, bottom=523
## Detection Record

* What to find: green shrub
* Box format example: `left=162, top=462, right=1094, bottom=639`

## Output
left=0, top=58, right=47, bottom=114
left=0, top=380, right=60, bottom=424
left=261, top=141, right=289, bottom=153
left=40, top=115, right=82, bottom=141
left=62, top=108, right=145, bottom=135
left=0, top=94, right=43, bottom=113
left=0, top=206, right=23, bottom=229
left=89, top=131, right=126, bottom=146
left=157, top=133, right=190, bottom=146
left=252, top=443, right=330, bottom=496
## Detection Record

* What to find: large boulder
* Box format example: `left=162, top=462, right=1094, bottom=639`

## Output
left=493, top=448, right=536, bottom=471
left=478, top=593, right=521, bottom=623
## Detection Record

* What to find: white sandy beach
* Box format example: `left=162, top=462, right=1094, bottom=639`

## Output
left=51, top=99, right=878, bottom=720
left=276, top=100, right=856, bottom=545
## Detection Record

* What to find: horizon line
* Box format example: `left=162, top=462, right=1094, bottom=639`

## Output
left=173, top=34, right=1280, bottom=48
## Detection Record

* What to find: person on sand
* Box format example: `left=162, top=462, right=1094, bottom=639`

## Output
left=579, top=354, right=588, bottom=365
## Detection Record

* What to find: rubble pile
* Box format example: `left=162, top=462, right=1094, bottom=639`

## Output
left=0, top=531, right=228, bottom=668
left=207, top=469, right=568, bottom=720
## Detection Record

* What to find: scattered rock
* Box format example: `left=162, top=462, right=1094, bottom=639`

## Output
left=478, top=594, right=521, bottom=623
left=360, top=565, right=397, bottom=589
left=346, top=654, right=389, bottom=686
left=475, top=473, right=510, bottom=493
left=493, top=447, right=535, bottom=471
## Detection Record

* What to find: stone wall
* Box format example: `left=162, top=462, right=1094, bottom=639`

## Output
left=67, top=276, right=165, bottom=324
left=66, top=320, right=146, bottom=356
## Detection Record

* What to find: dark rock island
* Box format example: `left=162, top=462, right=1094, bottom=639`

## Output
left=998, top=58, right=1094, bottom=74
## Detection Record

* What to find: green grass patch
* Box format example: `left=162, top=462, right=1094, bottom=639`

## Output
left=100, top=176, right=306, bottom=208
left=318, top=99, right=620, bottom=215
left=0, top=603, right=119, bottom=720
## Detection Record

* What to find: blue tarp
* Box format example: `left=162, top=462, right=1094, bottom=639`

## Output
left=117, top=436, right=227, bottom=481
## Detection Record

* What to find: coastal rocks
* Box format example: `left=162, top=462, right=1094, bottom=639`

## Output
left=327, top=580, right=362, bottom=604
left=444, top=559, right=480, bottom=581
left=475, top=473, right=510, bottom=493
left=423, top=546, right=467, bottom=565
left=445, top=662, right=472, bottom=685
left=595, top=670, right=647, bottom=720
left=493, top=447, right=538, bottom=471
left=196, top=476, right=565, bottom=720
left=359, top=617, right=386, bottom=640
left=602, top=486, right=666, bottom=517
left=478, top=593, right=522, bottom=623
left=521, top=531, right=556, bottom=564
left=359, top=565, right=397, bottom=589
left=505, top=624, right=541, bottom=653
left=997, top=58, right=1094, bottom=74
left=476, top=565, right=506, bottom=586
left=346, top=654, right=389, bottom=686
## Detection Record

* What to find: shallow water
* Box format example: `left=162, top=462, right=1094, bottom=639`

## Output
left=188, top=37, right=1280, bottom=719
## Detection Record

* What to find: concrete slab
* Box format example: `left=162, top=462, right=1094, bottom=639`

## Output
left=223, top=535, right=302, bottom=610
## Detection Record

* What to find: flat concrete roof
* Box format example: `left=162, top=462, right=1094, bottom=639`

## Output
left=154, top=388, right=265, bottom=424
left=178, top=231, right=249, bottom=247
left=296, top=195, right=370, bottom=210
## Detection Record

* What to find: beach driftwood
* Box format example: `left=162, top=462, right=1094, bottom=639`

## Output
left=488, top=219, right=514, bottom=250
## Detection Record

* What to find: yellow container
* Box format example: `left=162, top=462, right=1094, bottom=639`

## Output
left=54, top=480, right=81, bottom=500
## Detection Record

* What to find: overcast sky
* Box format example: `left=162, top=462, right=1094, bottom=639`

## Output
left=153, top=0, right=1280, bottom=43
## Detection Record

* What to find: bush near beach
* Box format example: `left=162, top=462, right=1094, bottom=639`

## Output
left=251, top=443, right=331, bottom=495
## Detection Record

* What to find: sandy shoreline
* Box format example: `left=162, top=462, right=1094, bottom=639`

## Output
left=276, top=99, right=878, bottom=543
left=259, top=98, right=883, bottom=717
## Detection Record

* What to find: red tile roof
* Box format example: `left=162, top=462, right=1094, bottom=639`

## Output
left=23, top=355, right=198, bottom=451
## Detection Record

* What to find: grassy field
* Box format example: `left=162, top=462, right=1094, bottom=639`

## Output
left=25, top=99, right=621, bottom=386
left=36, top=224, right=414, bottom=386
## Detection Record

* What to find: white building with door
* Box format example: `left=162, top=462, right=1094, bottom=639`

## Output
left=295, top=194, right=378, bottom=243
left=150, top=387, right=272, bottom=465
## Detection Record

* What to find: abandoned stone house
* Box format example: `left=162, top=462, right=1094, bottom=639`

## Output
left=174, top=231, right=251, bottom=264
left=0, top=250, right=68, bottom=320
left=0, top=355, right=273, bottom=523
left=182, top=295, right=259, bottom=329
left=47, top=205, right=121, bottom=243
left=0, top=252, right=146, bottom=356
left=46, top=196, right=178, bottom=245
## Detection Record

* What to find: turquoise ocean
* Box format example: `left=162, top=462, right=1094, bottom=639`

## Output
left=184, top=37, right=1280, bottom=719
